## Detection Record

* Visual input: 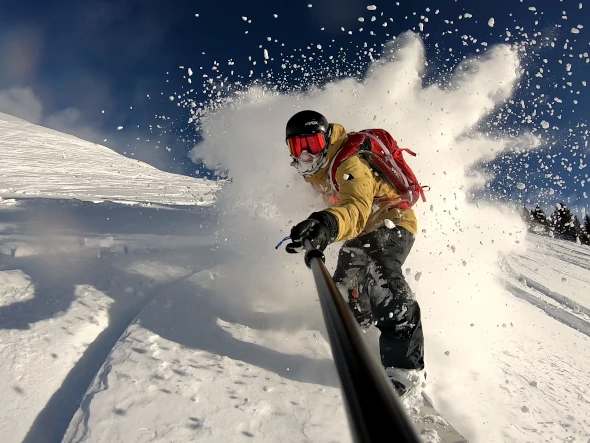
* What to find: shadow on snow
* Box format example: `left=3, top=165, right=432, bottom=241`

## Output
left=0, top=197, right=338, bottom=443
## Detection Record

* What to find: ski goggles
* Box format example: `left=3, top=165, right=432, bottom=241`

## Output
left=287, top=133, right=327, bottom=158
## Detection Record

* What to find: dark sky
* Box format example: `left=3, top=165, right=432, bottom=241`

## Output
left=0, top=0, right=588, bottom=211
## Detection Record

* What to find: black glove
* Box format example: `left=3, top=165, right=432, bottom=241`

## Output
left=285, top=211, right=338, bottom=254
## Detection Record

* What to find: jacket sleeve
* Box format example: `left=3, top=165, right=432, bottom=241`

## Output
left=324, top=156, right=375, bottom=242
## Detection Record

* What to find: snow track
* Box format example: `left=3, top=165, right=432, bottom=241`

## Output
left=502, top=280, right=590, bottom=338
left=22, top=269, right=202, bottom=443
left=500, top=235, right=590, bottom=337
left=0, top=196, right=222, bottom=442
left=62, top=276, right=348, bottom=443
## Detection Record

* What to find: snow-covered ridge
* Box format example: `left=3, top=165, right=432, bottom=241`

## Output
left=0, top=112, right=220, bottom=206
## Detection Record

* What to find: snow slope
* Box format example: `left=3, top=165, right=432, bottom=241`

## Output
left=0, top=113, right=222, bottom=443
left=0, top=196, right=227, bottom=443
left=1, top=41, right=590, bottom=442
left=0, top=112, right=216, bottom=206
left=4, top=185, right=589, bottom=443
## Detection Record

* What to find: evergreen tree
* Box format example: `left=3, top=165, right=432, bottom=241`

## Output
left=529, top=205, right=550, bottom=234
left=550, top=203, right=577, bottom=241
left=572, top=215, right=584, bottom=244
left=531, top=205, right=548, bottom=226
left=582, top=213, right=590, bottom=245
left=519, top=205, right=534, bottom=230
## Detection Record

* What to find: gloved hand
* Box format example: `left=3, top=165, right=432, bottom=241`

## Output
left=285, top=211, right=338, bottom=254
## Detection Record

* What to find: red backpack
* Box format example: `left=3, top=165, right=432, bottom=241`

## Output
left=328, top=129, right=427, bottom=210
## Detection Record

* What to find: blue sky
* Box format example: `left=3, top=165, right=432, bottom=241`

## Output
left=0, top=0, right=588, bottom=214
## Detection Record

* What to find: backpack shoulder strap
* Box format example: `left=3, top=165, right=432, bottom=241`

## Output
left=356, top=131, right=393, bottom=157
left=328, top=133, right=367, bottom=193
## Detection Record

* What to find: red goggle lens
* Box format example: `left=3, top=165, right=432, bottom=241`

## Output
left=287, top=133, right=326, bottom=157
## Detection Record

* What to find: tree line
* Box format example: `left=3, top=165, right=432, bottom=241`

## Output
left=520, top=203, right=590, bottom=245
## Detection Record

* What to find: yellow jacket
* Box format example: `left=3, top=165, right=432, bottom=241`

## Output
left=304, top=124, right=418, bottom=242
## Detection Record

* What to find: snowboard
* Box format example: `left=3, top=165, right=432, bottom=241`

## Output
left=360, top=327, right=467, bottom=442
left=410, top=391, right=468, bottom=443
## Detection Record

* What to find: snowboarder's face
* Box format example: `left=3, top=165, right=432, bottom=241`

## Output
left=287, top=133, right=328, bottom=177
left=290, top=148, right=327, bottom=177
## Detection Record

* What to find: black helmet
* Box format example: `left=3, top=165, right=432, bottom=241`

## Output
left=285, top=110, right=329, bottom=140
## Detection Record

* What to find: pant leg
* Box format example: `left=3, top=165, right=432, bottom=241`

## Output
left=332, top=240, right=373, bottom=326
left=360, top=227, right=425, bottom=370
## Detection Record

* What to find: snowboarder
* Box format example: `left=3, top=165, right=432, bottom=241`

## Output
left=283, top=110, right=425, bottom=398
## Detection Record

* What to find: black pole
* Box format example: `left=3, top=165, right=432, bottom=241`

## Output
left=303, top=239, right=420, bottom=443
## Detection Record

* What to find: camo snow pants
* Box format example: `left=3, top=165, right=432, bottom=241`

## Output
left=332, top=226, right=424, bottom=370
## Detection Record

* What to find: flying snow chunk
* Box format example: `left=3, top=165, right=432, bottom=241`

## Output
left=273, top=13, right=278, bottom=18
left=529, top=7, right=537, bottom=11
left=516, top=183, right=526, bottom=190
left=188, top=67, right=193, bottom=76
left=367, top=5, right=377, bottom=10
left=464, top=13, right=473, bottom=18
left=488, top=17, right=495, bottom=27
left=384, top=219, right=396, bottom=229
left=169, top=96, right=175, bottom=101
left=317, top=44, right=322, bottom=49
left=541, top=121, right=550, bottom=129
left=358, top=17, right=365, bottom=22
left=263, top=49, right=269, bottom=59
left=242, top=16, right=248, bottom=21
left=117, top=126, right=124, bottom=131
left=571, top=28, right=580, bottom=34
